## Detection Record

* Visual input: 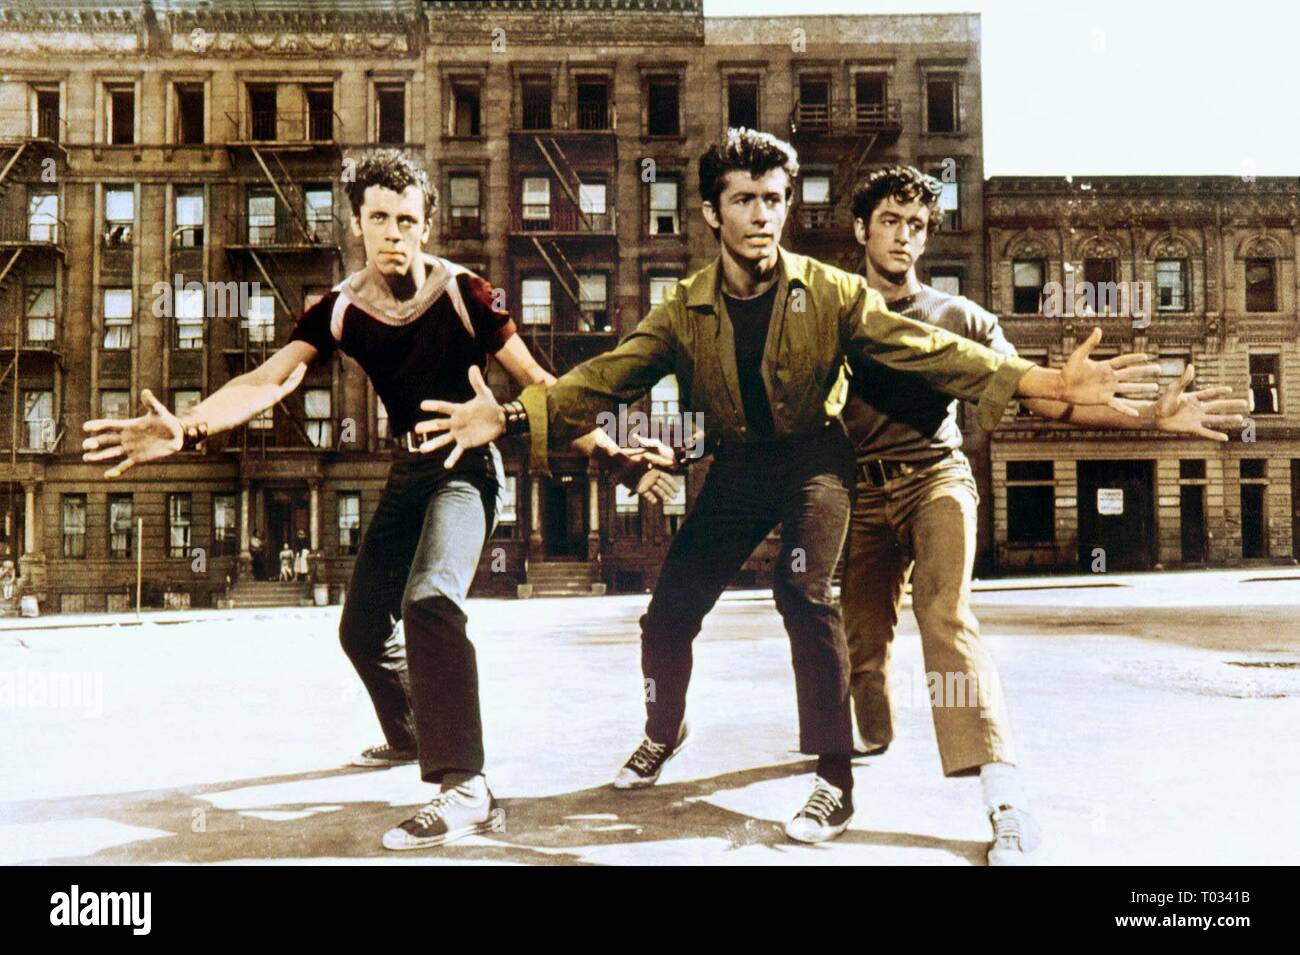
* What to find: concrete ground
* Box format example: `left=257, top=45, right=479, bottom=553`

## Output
left=2, top=568, right=1298, bottom=865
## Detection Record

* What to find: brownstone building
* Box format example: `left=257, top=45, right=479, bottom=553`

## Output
left=0, top=0, right=991, bottom=611
left=984, top=176, right=1300, bottom=572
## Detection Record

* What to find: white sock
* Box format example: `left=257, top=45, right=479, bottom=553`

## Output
left=980, top=761, right=1028, bottom=811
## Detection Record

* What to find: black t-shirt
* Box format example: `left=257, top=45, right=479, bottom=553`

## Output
left=288, top=266, right=516, bottom=476
left=722, top=283, right=778, bottom=439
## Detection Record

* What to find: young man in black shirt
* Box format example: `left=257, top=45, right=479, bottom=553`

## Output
left=82, top=151, right=675, bottom=850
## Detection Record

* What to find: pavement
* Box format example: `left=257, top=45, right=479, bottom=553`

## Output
left=2, top=568, right=1298, bottom=865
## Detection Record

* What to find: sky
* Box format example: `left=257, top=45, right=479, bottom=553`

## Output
left=703, top=0, right=1300, bottom=177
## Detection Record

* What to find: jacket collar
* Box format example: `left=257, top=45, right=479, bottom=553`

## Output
left=683, top=246, right=810, bottom=312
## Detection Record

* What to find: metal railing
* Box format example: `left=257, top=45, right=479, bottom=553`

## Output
left=512, top=206, right=615, bottom=233
left=789, top=100, right=902, bottom=135
left=227, top=109, right=344, bottom=144
left=229, top=212, right=341, bottom=248
left=0, top=216, right=66, bottom=246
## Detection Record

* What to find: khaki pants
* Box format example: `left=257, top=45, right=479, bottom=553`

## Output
left=840, top=451, right=1015, bottom=777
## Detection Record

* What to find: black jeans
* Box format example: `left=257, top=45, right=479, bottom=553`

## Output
left=640, top=423, right=857, bottom=755
left=338, top=447, right=500, bottom=783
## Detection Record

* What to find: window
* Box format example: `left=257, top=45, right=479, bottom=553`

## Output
left=493, top=475, right=518, bottom=539
left=452, top=82, right=481, bottom=136
left=521, top=78, right=552, bottom=130
left=247, top=84, right=277, bottom=141
left=1012, top=259, right=1045, bottom=314
left=651, top=375, right=680, bottom=422
left=100, top=390, right=130, bottom=420
left=376, top=396, right=390, bottom=440
left=174, top=82, right=204, bottom=144
left=1006, top=460, right=1054, bottom=543
left=614, top=484, right=641, bottom=537
left=578, top=274, right=609, bottom=332
left=305, top=388, right=333, bottom=447
left=855, top=74, right=887, bottom=128
left=1245, top=258, right=1276, bottom=312
left=304, top=187, right=333, bottom=241
left=173, top=391, right=202, bottom=419
left=521, top=279, right=552, bottom=325
left=927, top=166, right=960, bottom=230
left=174, top=189, right=205, bottom=247
left=22, top=390, right=54, bottom=450
left=449, top=174, right=481, bottom=235
left=929, top=268, right=962, bottom=296
left=521, top=177, right=551, bottom=228
left=168, top=494, right=192, bottom=558
left=376, top=83, right=405, bottom=143
left=27, top=193, right=58, bottom=242
left=247, top=292, right=275, bottom=344
left=728, top=77, right=759, bottom=129
left=649, top=275, right=679, bottom=308
left=61, top=495, right=86, bottom=558
left=25, top=278, right=55, bottom=343
left=247, top=192, right=277, bottom=245
left=1082, top=258, right=1119, bottom=314
left=647, top=78, right=680, bottom=136
left=649, top=179, right=679, bottom=235
left=338, top=493, right=361, bottom=555
left=1241, top=458, right=1267, bottom=480
left=926, top=75, right=958, bottom=133
left=212, top=494, right=238, bottom=558
left=33, top=85, right=60, bottom=141
left=1156, top=259, right=1187, bottom=311
left=1249, top=354, right=1280, bottom=415
left=106, top=83, right=134, bottom=144
left=108, top=494, right=133, bottom=559
left=576, top=81, right=610, bottom=130
left=577, top=178, right=605, bottom=224
left=103, top=288, right=133, bottom=349
left=305, top=86, right=334, bottom=141
left=248, top=407, right=273, bottom=431
left=796, top=76, right=830, bottom=131
left=176, top=284, right=204, bottom=349
left=664, top=479, right=686, bottom=535
left=800, top=175, right=832, bottom=229
left=1180, top=459, right=1207, bottom=480
left=104, top=188, right=134, bottom=246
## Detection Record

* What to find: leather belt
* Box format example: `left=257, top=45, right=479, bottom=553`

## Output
left=858, top=451, right=951, bottom=488
left=391, top=429, right=421, bottom=452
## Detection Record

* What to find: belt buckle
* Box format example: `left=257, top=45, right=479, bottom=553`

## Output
left=862, top=459, right=887, bottom=487
left=404, top=430, right=418, bottom=453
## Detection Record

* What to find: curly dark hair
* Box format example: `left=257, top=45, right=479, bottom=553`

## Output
left=344, top=149, right=438, bottom=222
left=698, top=127, right=800, bottom=207
left=850, top=165, right=943, bottom=228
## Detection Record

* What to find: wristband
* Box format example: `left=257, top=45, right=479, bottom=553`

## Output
left=501, top=400, right=529, bottom=437
left=180, top=419, right=209, bottom=451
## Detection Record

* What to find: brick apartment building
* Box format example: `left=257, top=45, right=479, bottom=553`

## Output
left=0, top=0, right=991, bottom=610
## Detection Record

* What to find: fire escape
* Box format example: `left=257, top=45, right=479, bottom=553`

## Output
left=788, top=95, right=902, bottom=272
left=223, top=99, right=343, bottom=455
left=508, top=90, right=619, bottom=375
left=0, top=109, right=68, bottom=589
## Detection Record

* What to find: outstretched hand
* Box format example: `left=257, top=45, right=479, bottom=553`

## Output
left=608, top=434, right=681, bottom=504
left=1060, top=327, right=1161, bottom=416
left=1153, top=365, right=1249, bottom=442
left=417, top=365, right=506, bottom=468
left=82, top=389, right=183, bottom=479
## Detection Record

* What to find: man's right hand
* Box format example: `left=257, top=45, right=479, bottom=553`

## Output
left=416, top=366, right=507, bottom=468
left=82, top=389, right=184, bottom=478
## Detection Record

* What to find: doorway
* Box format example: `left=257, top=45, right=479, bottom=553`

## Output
left=264, top=485, right=310, bottom=578
left=543, top=474, right=588, bottom=559
left=1076, top=460, right=1156, bottom=571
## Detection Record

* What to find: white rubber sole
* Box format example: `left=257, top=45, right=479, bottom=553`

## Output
left=381, top=807, right=506, bottom=850
left=611, top=733, right=690, bottom=790
left=784, top=816, right=852, bottom=844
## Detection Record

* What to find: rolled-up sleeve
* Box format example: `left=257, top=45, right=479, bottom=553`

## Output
left=840, top=282, right=1033, bottom=431
left=517, top=303, right=679, bottom=476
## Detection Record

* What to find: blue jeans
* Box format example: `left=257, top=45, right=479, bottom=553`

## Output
left=339, top=445, right=501, bottom=782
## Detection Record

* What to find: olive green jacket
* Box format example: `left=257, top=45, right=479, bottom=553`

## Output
left=518, top=249, right=1033, bottom=475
